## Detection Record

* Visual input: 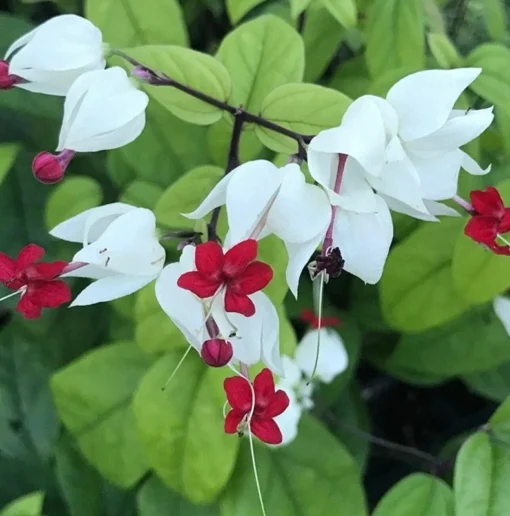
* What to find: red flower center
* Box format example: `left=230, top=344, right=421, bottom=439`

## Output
left=177, top=240, right=273, bottom=317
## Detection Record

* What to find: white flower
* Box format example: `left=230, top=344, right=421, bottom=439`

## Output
left=56, top=67, right=148, bottom=153
left=494, top=296, right=510, bottom=336
left=50, top=202, right=165, bottom=306
left=4, top=14, right=105, bottom=96
left=155, top=246, right=284, bottom=375
left=308, top=68, right=494, bottom=220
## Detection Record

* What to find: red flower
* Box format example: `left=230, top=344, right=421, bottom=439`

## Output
left=177, top=240, right=273, bottom=317
left=465, top=187, right=510, bottom=255
left=0, top=244, right=71, bottom=319
left=300, top=308, right=341, bottom=329
left=224, top=368, right=289, bottom=445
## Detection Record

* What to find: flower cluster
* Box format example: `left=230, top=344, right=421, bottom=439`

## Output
left=0, top=14, right=502, bottom=448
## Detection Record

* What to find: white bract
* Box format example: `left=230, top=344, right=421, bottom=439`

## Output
left=494, top=296, right=510, bottom=336
left=156, top=245, right=284, bottom=375
left=5, top=14, right=106, bottom=96
left=308, top=68, right=494, bottom=221
left=50, top=203, right=165, bottom=306
left=57, top=67, right=149, bottom=153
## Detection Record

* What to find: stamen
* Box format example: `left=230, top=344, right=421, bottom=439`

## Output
left=308, top=270, right=326, bottom=384
left=161, top=345, right=193, bottom=391
left=497, top=233, right=510, bottom=247
left=0, top=288, right=24, bottom=303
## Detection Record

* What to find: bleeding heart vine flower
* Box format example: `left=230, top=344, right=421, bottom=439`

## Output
left=308, top=68, right=493, bottom=221
left=50, top=203, right=165, bottom=306
left=224, top=368, right=290, bottom=445
left=464, top=187, right=510, bottom=255
left=33, top=67, right=149, bottom=184
left=0, top=244, right=71, bottom=318
left=2, top=15, right=106, bottom=96
left=156, top=246, right=283, bottom=374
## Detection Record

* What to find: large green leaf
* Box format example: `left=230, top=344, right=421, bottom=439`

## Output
left=133, top=352, right=239, bottom=504
left=365, top=0, right=425, bottom=77
left=489, top=393, right=510, bottom=440
left=320, top=0, right=357, bottom=28
left=290, top=0, right=313, bottom=19
left=120, top=181, right=163, bottom=210
left=0, top=145, right=19, bottom=188
left=380, top=218, right=470, bottom=332
left=427, top=33, right=463, bottom=69
left=258, top=235, right=289, bottom=305
left=221, top=416, right=367, bottom=515
left=483, top=0, right=509, bottom=43
left=1, top=492, right=43, bottom=516
left=256, top=83, right=351, bottom=153
left=466, top=44, right=510, bottom=107
left=51, top=342, right=154, bottom=488
left=226, top=0, right=265, bottom=23
left=216, top=15, right=305, bottom=115
left=373, top=473, right=453, bottom=515
left=125, top=46, right=231, bottom=125
left=86, top=0, right=188, bottom=47
left=464, top=362, right=510, bottom=402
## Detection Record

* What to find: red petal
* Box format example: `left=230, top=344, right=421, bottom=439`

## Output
left=500, top=209, right=510, bottom=234
left=250, top=417, right=282, bottom=445
left=224, top=376, right=252, bottom=412
left=195, top=242, right=224, bottom=279
left=470, top=187, right=505, bottom=218
left=264, top=390, right=290, bottom=418
left=253, top=368, right=275, bottom=403
left=16, top=244, right=45, bottom=270
left=224, top=290, right=255, bottom=316
left=0, top=253, right=16, bottom=282
left=230, top=261, right=273, bottom=295
left=25, top=261, right=68, bottom=281
left=27, top=280, right=71, bottom=308
left=224, top=410, right=245, bottom=434
left=177, top=271, right=221, bottom=298
left=464, top=216, right=498, bottom=244
left=489, top=241, right=510, bottom=255
left=223, top=240, right=257, bottom=278
left=16, top=294, right=41, bottom=319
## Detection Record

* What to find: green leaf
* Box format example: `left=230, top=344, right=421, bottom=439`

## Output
left=51, top=342, right=154, bottom=488
left=120, top=181, right=163, bottom=210
left=464, top=362, right=510, bottom=402
left=290, top=0, right=313, bottom=19
left=1, top=492, right=44, bottom=516
left=483, top=0, right=509, bottom=43
left=427, top=33, right=463, bottom=69
left=221, top=415, right=367, bottom=515
left=226, top=0, right=265, bottom=23
left=216, top=15, right=305, bottom=114
left=365, top=0, right=425, bottom=77
left=373, top=473, right=453, bottom=516
left=466, top=44, right=510, bottom=107
left=489, top=393, right=510, bottom=440
left=367, top=66, right=420, bottom=97
left=256, top=83, right=351, bottom=153
left=452, top=180, right=510, bottom=305
left=258, top=236, right=289, bottom=304
left=378, top=303, right=510, bottom=377
left=125, top=46, right=231, bottom=125
left=45, top=177, right=102, bottom=231
left=137, top=476, right=219, bottom=516
left=380, top=218, right=470, bottom=332
left=154, top=165, right=223, bottom=230
left=133, top=352, right=239, bottom=504
left=86, top=0, right=188, bottom=47
left=0, top=145, right=18, bottom=188
left=320, top=0, right=357, bottom=28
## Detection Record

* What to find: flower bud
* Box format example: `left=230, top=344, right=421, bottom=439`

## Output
left=201, top=339, right=233, bottom=367
left=0, top=60, right=20, bottom=90
left=32, top=150, right=75, bottom=184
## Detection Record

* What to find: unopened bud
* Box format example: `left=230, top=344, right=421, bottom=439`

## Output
left=132, top=65, right=153, bottom=82
left=0, top=60, right=21, bottom=90
left=32, top=149, right=75, bottom=184
left=201, top=339, right=233, bottom=367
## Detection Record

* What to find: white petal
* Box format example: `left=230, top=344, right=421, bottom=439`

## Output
left=424, top=200, right=460, bottom=218
left=366, top=158, right=430, bottom=215
left=266, top=164, right=331, bottom=243
left=278, top=356, right=303, bottom=388
left=284, top=231, right=325, bottom=298
left=295, top=328, right=348, bottom=383
left=378, top=193, right=438, bottom=221
left=412, top=149, right=464, bottom=201
left=184, top=174, right=232, bottom=220
left=461, top=150, right=491, bottom=176
left=333, top=195, right=393, bottom=284
left=405, top=107, right=494, bottom=157
left=387, top=68, right=482, bottom=141
left=50, top=202, right=135, bottom=243
left=259, top=292, right=284, bottom=376
left=494, top=296, right=510, bottom=337
left=5, top=28, right=36, bottom=59
left=308, top=96, right=387, bottom=178
left=273, top=390, right=303, bottom=446
left=155, top=262, right=205, bottom=351
left=71, top=274, right=156, bottom=307
left=61, top=263, right=114, bottom=280
left=73, top=208, right=165, bottom=276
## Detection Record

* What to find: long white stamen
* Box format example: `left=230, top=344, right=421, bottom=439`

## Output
left=497, top=233, right=510, bottom=247
left=0, top=288, right=24, bottom=303
left=309, top=270, right=326, bottom=384
left=161, top=345, right=193, bottom=391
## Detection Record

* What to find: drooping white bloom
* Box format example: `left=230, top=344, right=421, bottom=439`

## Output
left=56, top=67, right=149, bottom=153
left=494, top=296, right=510, bottom=335
left=308, top=68, right=494, bottom=221
left=155, top=245, right=284, bottom=375
left=4, top=14, right=106, bottom=96
left=50, top=203, right=165, bottom=306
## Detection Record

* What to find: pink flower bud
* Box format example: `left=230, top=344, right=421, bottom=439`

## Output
left=201, top=339, right=233, bottom=367
left=0, top=60, right=20, bottom=90
left=32, top=150, right=75, bottom=184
